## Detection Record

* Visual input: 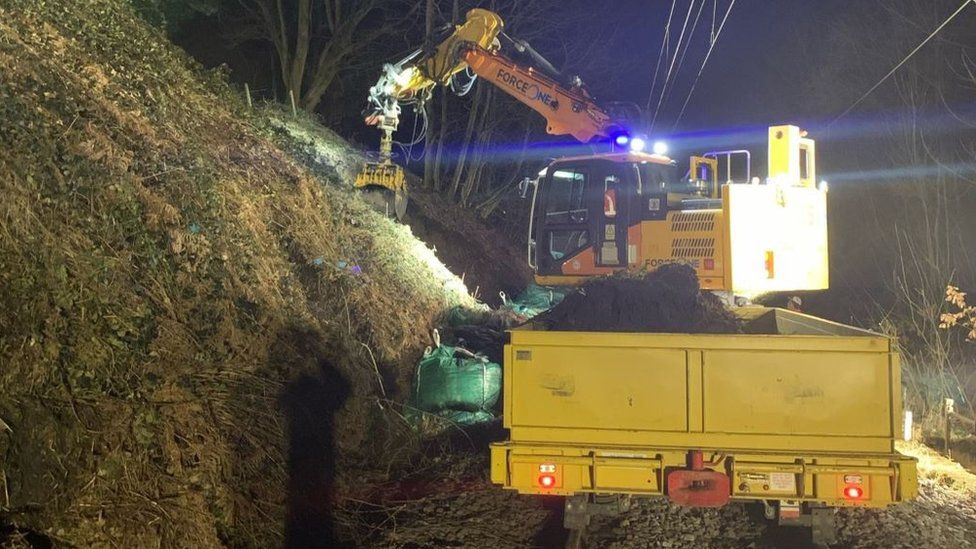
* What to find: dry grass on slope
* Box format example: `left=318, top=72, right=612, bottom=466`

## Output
left=0, top=1, right=476, bottom=546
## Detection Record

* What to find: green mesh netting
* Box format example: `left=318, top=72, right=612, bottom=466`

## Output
left=435, top=409, right=496, bottom=425
left=443, top=304, right=489, bottom=327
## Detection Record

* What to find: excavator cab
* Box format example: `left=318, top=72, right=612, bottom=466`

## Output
left=526, top=125, right=829, bottom=298
left=529, top=153, right=675, bottom=278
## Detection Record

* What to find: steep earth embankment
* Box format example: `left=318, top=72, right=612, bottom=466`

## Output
left=274, top=115, right=533, bottom=306
left=0, top=1, right=520, bottom=546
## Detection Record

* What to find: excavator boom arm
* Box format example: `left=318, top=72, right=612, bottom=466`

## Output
left=365, top=9, right=612, bottom=143
left=358, top=8, right=615, bottom=219
left=461, top=45, right=610, bottom=142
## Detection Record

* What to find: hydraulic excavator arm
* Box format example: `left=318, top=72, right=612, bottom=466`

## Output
left=460, top=45, right=610, bottom=143
left=356, top=8, right=614, bottom=217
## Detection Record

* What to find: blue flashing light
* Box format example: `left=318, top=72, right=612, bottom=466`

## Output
left=614, top=134, right=630, bottom=147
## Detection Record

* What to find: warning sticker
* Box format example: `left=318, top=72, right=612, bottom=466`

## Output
left=769, top=472, right=796, bottom=492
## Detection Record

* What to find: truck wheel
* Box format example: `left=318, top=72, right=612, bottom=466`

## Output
left=810, top=507, right=837, bottom=547
left=563, top=495, right=590, bottom=549
left=564, top=528, right=584, bottom=549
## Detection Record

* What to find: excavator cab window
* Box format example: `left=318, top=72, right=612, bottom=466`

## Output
left=543, top=168, right=591, bottom=263
left=596, top=167, right=632, bottom=267
left=535, top=160, right=642, bottom=274
left=545, top=169, right=589, bottom=224
left=799, top=146, right=810, bottom=180
left=640, top=162, right=679, bottom=190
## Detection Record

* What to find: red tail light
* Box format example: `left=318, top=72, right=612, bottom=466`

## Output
left=843, top=485, right=863, bottom=499
left=538, top=474, right=555, bottom=488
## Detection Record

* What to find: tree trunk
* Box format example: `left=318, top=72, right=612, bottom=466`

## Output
left=432, top=0, right=459, bottom=192
left=449, top=84, right=485, bottom=200
left=272, top=0, right=290, bottom=89
left=433, top=89, right=448, bottom=191
left=301, top=61, right=341, bottom=111
left=299, top=3, right=373, bottom=112
left=287, top=0, right=312, bottom=100
left=461, top=88, right=494, bottom=205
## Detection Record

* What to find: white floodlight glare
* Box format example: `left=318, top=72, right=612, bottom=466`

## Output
left=818, top=180, right=829, bottom=192
left=629, top=137, right=646, bottom=152
left=652, top=141, right=668, bottom=155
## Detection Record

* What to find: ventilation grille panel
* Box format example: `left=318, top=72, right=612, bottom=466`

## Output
left=672, top=237, right=716, bottom=258
left=671, top=211, right=716, bottom=232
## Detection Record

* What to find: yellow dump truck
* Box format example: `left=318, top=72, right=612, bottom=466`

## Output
left=490, top=307, right=918, bottom=545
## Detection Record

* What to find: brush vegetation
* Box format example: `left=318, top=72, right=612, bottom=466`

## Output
left=0, top=0, right=480, bottom=545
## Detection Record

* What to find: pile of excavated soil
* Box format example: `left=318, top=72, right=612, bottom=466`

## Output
left=442, top=307, right=525, bottom=365
left=538, top=264, right=741, bottom=333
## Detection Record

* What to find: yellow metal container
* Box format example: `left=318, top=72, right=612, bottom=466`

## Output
left=490, top=307, right=918, bottom=508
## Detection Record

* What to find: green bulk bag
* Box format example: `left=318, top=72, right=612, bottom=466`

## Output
left=506, top=284, right=567, bottom=318
left=414, top=345, right=501, bottom=413
left=443, top=304, right=490, bottom=327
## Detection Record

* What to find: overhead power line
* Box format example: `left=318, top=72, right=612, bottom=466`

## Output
left=657, top=0, right=709, bottom=128
left=651, top=0, right=699, bottom=131
left=646, top=0, right=680, bottom=113
left=671, top=0, right=735, bottom=130
left=830, top=0, right=975, bottom=126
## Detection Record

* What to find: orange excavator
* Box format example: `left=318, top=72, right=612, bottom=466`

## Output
left=359, top=8, right=829, bottom=298
left=356, top=8, right=632, bottom=218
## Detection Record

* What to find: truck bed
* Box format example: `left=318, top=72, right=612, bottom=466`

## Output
left=490, top=307, right=918, bottom=508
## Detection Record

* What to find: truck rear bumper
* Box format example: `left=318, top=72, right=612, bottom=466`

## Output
left=490, top=442, right=918, bottom=508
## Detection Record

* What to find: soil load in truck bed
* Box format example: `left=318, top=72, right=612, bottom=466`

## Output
left=536, top=264, right=741, bottom=333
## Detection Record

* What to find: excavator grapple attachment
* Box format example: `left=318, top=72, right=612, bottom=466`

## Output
left=355, top=162, right=407, bottom=219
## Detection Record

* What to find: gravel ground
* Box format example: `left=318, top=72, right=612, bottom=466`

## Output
left=582, top=498, right=766, bottom=548
left=834, top=479, right=976, bottom=548
left=370, top=487, right=560, bottom=547
left=582, top=477, right=976, bottom=548
left=364, top=442, right=976, bottom=548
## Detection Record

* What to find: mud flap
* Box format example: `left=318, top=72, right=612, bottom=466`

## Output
left=563, top=495, right=591, bottom=531
left=563, top=495, right=589, bottom=549
left=562, top=494, right=631, bottom=549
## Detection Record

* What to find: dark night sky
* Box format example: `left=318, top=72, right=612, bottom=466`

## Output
left=178, top=0, right=976, bottom=155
